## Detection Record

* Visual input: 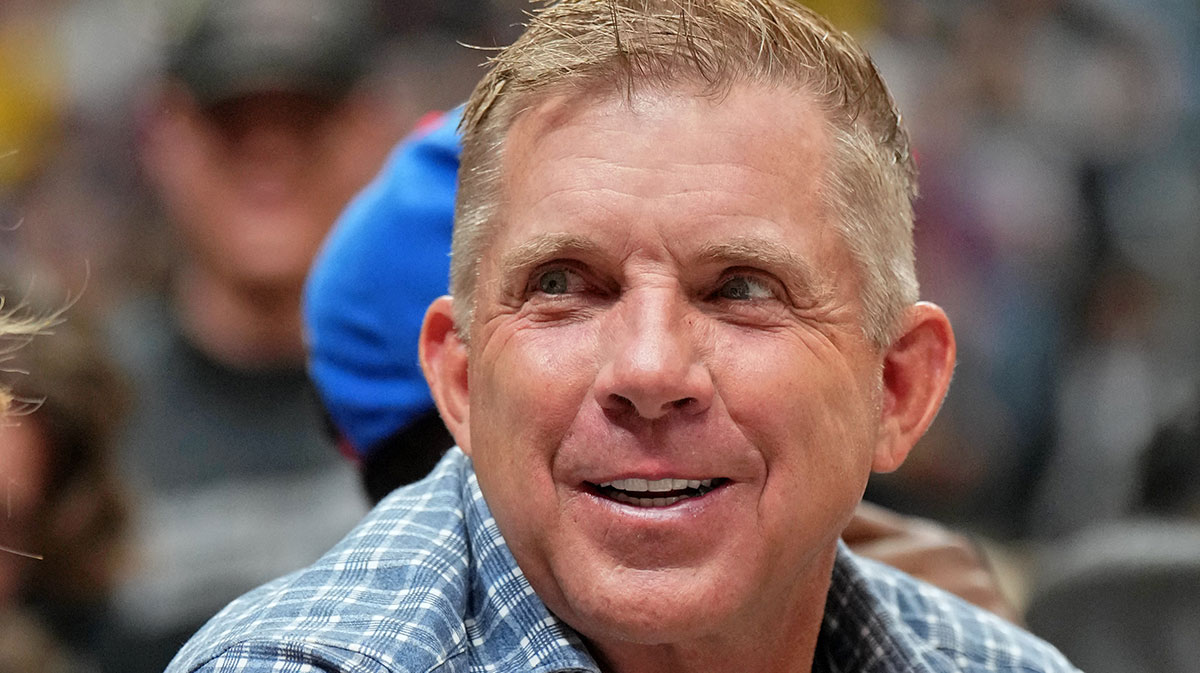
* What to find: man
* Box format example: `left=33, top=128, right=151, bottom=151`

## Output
left=106, top=0, right=397, bottom=667
left=304, top=107, right=1019, bottom=621
left=170, top=2, right=1079, bottom=671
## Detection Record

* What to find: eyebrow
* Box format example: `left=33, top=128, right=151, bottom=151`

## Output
left=499, top=232, right=606, bottom=277
left=694, top=237, right=834, bottom=305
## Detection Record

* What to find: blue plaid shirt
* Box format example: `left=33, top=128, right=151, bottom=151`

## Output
left=167, top=449, right=1080, bottom=673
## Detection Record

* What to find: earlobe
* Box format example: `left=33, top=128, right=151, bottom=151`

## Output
left=872, top=302, right=956, bottom=473
left=419, top=296, right=472, bottom=454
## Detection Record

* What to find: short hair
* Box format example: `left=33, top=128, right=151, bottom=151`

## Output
left=452, top=0, right=918, bottom=347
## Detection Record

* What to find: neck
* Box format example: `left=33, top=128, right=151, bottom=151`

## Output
left=589, top=545, right=837, bottom=673
left=174, top=265, right=307, bottom=370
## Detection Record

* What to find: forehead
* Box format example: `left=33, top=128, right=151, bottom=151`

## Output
left=489, top=82, right=842, bottom=269
left=506, top=82, right=827, bottom=192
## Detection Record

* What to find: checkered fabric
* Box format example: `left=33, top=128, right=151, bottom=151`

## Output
left=167, top=449, right=1080, bottom=673
left=818, top=552, right=1081, bottom=672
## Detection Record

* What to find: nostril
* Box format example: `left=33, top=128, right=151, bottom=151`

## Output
left=603, top=393, right=704, bottom=418
left=606, top=393, right=635, bottom=412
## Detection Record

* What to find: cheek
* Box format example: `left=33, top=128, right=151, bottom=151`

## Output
left=714, top=333, right=878, bottom=500
left=470, top=322, right=601, bottom=462
left=467, top=323, right=603, bottom=585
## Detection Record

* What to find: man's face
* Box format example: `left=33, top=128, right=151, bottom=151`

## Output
left=146, top=89, right=391, bottom=291
left=461, top=84, right=889, bottom=653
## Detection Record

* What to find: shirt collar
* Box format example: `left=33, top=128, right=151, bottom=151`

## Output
left=816, top=542, right=921, bottom=673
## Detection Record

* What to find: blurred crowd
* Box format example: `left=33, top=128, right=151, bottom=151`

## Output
left=0, top=1, right=1196, bottom=672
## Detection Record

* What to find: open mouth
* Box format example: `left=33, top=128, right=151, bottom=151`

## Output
left=587, top=477, right=729, bottom=507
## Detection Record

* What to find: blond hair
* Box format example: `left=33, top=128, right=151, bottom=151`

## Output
left=0, top=308, right=51, bottom=413
left=452, top=0, right=918, bottom=347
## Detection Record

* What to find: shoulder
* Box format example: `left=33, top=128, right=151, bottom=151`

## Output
left=840, top=551, right=1081, bottom=673
left=166, top=451, right=476, bottom=673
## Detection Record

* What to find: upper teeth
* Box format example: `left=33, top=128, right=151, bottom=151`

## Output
left=600, top=478, right=713, bottom=492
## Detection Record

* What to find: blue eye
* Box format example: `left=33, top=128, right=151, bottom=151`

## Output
left=536, top=269, right=572, bottom=295
left=717, top=276, right=773, bottom=300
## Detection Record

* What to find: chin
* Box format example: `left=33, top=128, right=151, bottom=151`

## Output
left=569, top=606, right=715, bottom=648
left=553, top=564, right=740, bottom=646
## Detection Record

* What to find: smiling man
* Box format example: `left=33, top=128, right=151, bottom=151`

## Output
left=168, top=2, right=1079, bottom=672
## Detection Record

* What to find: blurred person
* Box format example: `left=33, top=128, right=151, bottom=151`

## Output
left=0, top=264, right=129, bottom=673
left=1030, top=261, right=1165, bottom=536
left=0, top=0, right=163, bottom=316
left=1138, top=401, right=1200, bottom=519
left=171, top=2, right=1077, bottom=671
left=1022, top=401, right=1200, bottom=673
left=102, top=0, right=413, bottom=668
left=860, top=0, right=1191, bottom=538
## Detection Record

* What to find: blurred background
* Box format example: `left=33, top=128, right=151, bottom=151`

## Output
left=0, top=0, right=1196, bottom=672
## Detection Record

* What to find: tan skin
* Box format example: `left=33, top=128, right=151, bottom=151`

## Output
left=140, top=85, right=396, bottom=368
left=0, top=420, right=48, bottom=604
left=422, top=83, right=956, bottom=673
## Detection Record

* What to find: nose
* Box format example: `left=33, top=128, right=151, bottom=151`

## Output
left=595, top=293, right=714, bottom=420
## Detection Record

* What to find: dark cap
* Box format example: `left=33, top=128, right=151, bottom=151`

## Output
left=166, top=0, right=380, bottom=106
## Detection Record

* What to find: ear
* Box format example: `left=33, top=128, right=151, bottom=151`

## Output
left=872, top=301, right=956, bottom=473
left=420, top=296, right=472, bottom=454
